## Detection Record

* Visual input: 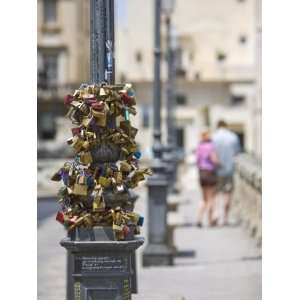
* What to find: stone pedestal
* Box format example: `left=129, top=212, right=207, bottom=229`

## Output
left=61, top=227, right=144, bottom=300
left=142, top=161, right=174, bottom=266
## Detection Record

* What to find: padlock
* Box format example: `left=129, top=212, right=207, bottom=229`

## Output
left=71, top=127, right=81, bottom=136
left=92, top=108, right=107, bottom=127
left=121, top=147, right=129, bottom=156
left=70, top=100, right=82, bottom=109
left=56, top=211, right=65, bottom=224
left=126, top=212, right=140, bottom=224
left=79, top=103, right=90, bottom=115
left=80, top=151, right=93, bottom=165
left=82, top=140, right=90, bottom=150
left=71, top=136, right=84, bottom=152
left=131, top=171, right=145, bottom=184
left=112, top=223, right=123, bottom=232
left=81, top=116, right=93, bottom=128
left=83, top=214, right=94, bottom=227
left=119, top=161, right=132, bottom=173
left=98, top=176, right=112, bottom=188
left=51, top=170, right=62, bottom=181
left=73, top=175, right=88, bottom=196
left=137, top=216, right=144, bottom=226
left=73, top=89, right=80, bottom=97
left=93, top=191, right=105, bottom=212
left=134, top=226, right=141, bottom=235
left=114, top=171, right=123, bottom=185
left=91, top=101, right=105, bottom=111
left=99, top=87, right=107, bottom=99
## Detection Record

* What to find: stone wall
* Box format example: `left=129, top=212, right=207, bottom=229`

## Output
left=232, top=153, right=262, bottom=247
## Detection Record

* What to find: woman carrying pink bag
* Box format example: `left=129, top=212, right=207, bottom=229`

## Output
left=195, top=129, right=219, bottom=227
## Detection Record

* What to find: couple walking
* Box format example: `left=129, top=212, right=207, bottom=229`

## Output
left=196, top=120, right=240, bottom=227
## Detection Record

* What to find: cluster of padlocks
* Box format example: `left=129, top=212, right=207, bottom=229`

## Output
left=51, top=83, right=151, bottom=240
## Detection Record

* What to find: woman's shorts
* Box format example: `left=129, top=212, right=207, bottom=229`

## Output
left=199, top=170, right=217, bottom=187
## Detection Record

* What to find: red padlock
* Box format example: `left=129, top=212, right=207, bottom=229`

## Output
left=83, top=95, right=97, bottom=105
left=123, top=225, right=130, bottom=236
left=91, top=101, right=105, bottom=111
left=71, top=127, right=81, bottom=136
left=56, top=211, right=65, bottom=224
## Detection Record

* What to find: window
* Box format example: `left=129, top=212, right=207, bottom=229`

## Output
left=239, top=35, right=247, bottom=44
left=176, top=93, right=187, bottom=105
left=216, top=51, right=227, bottom=62
left=194, top=72, right=201, bottom=80
left=175, top=47, right=186, bottom=78
left=176, top=127, right=185, bottom=149
left=39, top=52, right=59, bottom=88
left=231, top=95, right=245, bottom=105
left=135, top=51, right=143, bottom=63
left=39, top=112, right=56, bottom=140
left=43, top=0, right=57, bottom=24
left=175, top=47, right=182, bottom=66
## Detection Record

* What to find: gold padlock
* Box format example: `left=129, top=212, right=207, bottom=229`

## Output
left=82, top=116, right=93, bottom=128
left=93, top=191, right=105, bottom=212
left=73, top=175, right=88, bottom=196
left=79, top=103, right=90, bottom=115
left=130, top=126, right=138, bottom=138
left=98, top=176, right=112, bottom=188
left=126, top=212, right=140, bottom=224
left=73, top=89, right=80, bottom=97
left=71, top=136, right=84, bottom=152
left=80, top=151, right=93, bottom=165
left=82, top=140, right=90, bottom=150
left=121, top=147, right=129, bottom=156
left=115, top=172, right=123, bottom=185
left=131, top=171, right=145, bottom=184
left=112, top=223, right=123, bottom=232
left=92, top=108, right=107, bottom=127
left=83, top=214, right=94, bottom=227
left=120, top=161, right=132, bottom=173
left=99, top=87, right=107, bottom=99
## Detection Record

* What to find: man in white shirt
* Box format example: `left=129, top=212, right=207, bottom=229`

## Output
left=212, top=120, right=240, bottom=225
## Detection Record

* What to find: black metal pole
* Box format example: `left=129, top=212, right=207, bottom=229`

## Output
left=153, top=0, right=163, bottom=156
left=163, top=14, right=176, bottom=190
left=90, top=0, right=106, bottom=83
left=142, top=0, right=174, bottom=267
left=166, top=16, right=174, bottom=148
left=105, top=0, right=115, bottom=84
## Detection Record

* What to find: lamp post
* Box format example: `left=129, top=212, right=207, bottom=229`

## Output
left=142, top=0, right=174, bottom=267
left=66, top=2, right=111, bottom=299
left=162, top=0, right=178, bottom=193
left=63, top=2, right=143, bottom=299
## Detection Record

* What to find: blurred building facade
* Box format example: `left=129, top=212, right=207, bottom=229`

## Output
left=115, top=0, right=260, bottom=159
left=37, top=0, right=261, bottom=161
left=37, top=0, right=89, bottom=141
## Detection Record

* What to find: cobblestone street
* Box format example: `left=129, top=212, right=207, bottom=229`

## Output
left=38, top=164, right=261, bottom=300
